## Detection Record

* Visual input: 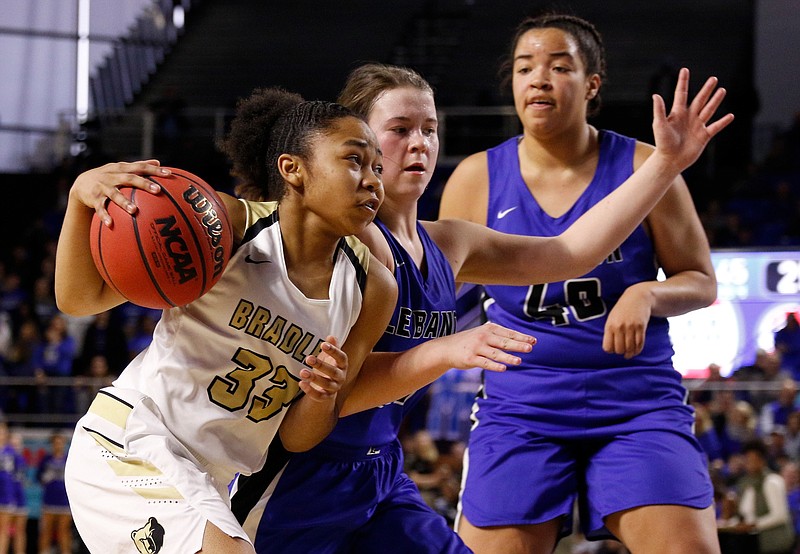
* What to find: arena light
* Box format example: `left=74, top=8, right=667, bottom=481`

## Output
left=76, top=0, right=91, bottom=123
left=173, top=6, right=185, bottom=29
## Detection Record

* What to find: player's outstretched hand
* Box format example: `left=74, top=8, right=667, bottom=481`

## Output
left=302, top=335, right=347, bottom=401
left=651, top=68, right=734, bottom=172
left=441, top=322, right=536, bottom=372
left=70, top=160, right=168, bottom=226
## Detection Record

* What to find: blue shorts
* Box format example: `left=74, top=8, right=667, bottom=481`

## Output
left=11, top=480, right=26, bottom=514
left=0, top=475, right=15, bottom=510
left=459, top=367, right=713, bottom=540
left=247, top=440, right=470, bottom=553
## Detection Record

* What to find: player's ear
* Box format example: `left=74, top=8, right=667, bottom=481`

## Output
left=586, top=73, right=601, bottom=100
left=278, top=154, right=303, bottom=187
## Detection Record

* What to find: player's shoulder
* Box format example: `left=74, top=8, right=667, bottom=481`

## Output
left=440, top=150, right=489, bottom=205
left=632, top=139, right=656, bottom=169
left=450, top=150, right=489, bottom=181
left=356, top=222, right=394, bottom=272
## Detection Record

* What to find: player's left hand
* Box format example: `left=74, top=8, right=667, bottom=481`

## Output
left=442, top=322, right=536, bottom=372
left=301, top=335, right=347, bottom=401
left=651, top=67, right=734, bottom=173
left=602, top=285, right=652, bottom=358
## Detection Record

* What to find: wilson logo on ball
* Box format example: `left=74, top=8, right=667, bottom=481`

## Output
left=183, top=185, right=227, bottom=279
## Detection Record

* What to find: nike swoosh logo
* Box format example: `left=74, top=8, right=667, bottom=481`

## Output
left=497, top=207, right=518, bottom=219
left=244, top=254, right=271, bottom=264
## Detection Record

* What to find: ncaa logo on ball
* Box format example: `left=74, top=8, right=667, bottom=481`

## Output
left=151, top=215, right=197, bottom=284
left=147, top=185, right=227, bottom=286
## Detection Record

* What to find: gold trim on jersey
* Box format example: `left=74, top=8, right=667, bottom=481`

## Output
left=131, top=486, right=184, bottom=501
left=239, top=198, right=370, bottom=293
left=107, top=458, right=163, bottom=477
left=337, top=235, right=370, bottom=294
left=88, top=391, right=132, bottom=429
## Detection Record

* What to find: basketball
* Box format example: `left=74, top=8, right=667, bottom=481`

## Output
left=89, top=167, right=233, bottom=309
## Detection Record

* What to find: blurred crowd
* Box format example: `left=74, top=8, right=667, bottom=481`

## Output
left=692, top=337, right=800, bottom=554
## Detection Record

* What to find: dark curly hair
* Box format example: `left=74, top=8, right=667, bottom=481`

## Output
left=498, top=13, right=607, bottom=117
left=217, top=87, right=356, bottom=201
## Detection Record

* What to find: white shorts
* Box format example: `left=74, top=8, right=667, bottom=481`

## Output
left=65, top=388, right=250, bottom=553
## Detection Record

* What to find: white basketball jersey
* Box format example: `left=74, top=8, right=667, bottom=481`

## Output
left=113, top=200, right=368, bottom=486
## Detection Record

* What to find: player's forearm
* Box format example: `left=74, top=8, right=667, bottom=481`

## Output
left=560, top=154, right=680, bottom=274
left=279, top=396, right=338, bottom=452
left=341, top=348, right=450, bottom=416
left=629, top=270, right=716, bottom=318
left=55, top=198, right=118, bottom=315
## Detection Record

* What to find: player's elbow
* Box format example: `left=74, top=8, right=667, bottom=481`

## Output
left=55, top=285, right=104, bottom=317
left=54, top=288, right=84, bottom=316
left=698, top=279, right=718, bottom=308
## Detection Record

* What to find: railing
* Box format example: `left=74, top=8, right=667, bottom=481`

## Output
left=78, top=105, right=521, bottom=167
left=0, top=374, right=788, bottom=428
left=0, top=376, right=113, bottom=426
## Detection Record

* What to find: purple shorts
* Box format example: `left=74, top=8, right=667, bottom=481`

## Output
left=458, top=368, right=713, bottom=540
left=245, top=440, right=470, bottom=553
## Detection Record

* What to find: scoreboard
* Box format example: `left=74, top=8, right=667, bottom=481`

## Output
left=669, top=248, right=800, bottom=378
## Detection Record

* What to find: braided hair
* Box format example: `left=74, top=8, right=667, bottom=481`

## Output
left=217, top=87, right=356, bottom=201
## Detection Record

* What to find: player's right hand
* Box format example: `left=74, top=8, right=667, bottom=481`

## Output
left=70, top=160, right=168, bottom=226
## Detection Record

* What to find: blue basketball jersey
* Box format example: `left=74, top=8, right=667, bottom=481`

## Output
left=320, top=218, right=457, bottom=448
left=481, top=131, right=677, bottom=406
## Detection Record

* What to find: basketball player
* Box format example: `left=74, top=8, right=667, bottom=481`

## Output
left=438, top=14, right=727, bottom=554
left=233, top=58, right=732, bottom=553
left=55, top=88, right=399, bottom=554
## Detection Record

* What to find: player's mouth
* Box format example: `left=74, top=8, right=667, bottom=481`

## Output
left=526, top=96, right=554, bottom=109
left=359, top=197, right=380, bottom=213
left=404, top=162, right=426, bottom=174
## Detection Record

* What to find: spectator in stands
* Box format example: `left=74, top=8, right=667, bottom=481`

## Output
left=425, top=366, right=482, bottom=447
left=0, top=421, right=16, bottom=554
left=4, top=319, right=41, bottom=415
left=125, top=310, right=157, bottom=361
left=403, top=430, right=444, bottom=507
left=719, top=399, right=760, bottom=461
left=37, top=432, right=72, bottom=554
left=72, top=353, right=115, bottom=416
left=7, top=430, right=28, bottom=554
left=769, top=429, right=793, bottom=472
left=776, top=313, right=800, bottom=381
left=692, top=362, right=728, bottom=406
left=75, top=309, right=128, bottom=376
left=32, top=314, right=76, bottom=419
left=785, top=411, right=800, bottom=460
left=30, top=276, right=58, bottom=327
left=731, top=438, right=796, bottom=554
left=695, top=402, right=725, bottom=465
left=734, top=349, right=790, bottom=412
left=761, top=378, right=800, bottom=436
left=780, top=461, right=800, bottom=545
left=0, top=272, right=28, bottom=328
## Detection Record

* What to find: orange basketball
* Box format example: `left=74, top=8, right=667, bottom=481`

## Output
left=89, top=167, right=233, bottom=309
